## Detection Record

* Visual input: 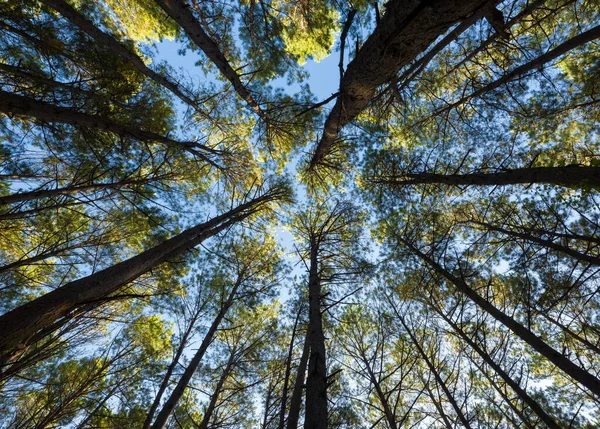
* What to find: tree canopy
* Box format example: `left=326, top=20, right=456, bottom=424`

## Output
left=1, top=0, right=600, bottom=427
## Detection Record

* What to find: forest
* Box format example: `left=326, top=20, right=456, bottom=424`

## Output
left=0, top=0, right=599, bottom=427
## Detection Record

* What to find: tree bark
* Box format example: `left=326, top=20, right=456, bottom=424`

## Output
left=304, top=241, right=328, bottom=429
left=37, top=0, right=212, bottom=120
left=153, top=0, right=268, bottom=122
left=401, top=237, right=600, bottom=397
left=309, top=0, right=498, bottom=169
left=286, top=326, right=310, bottom=429
left=0, top=176, right=161, bottom=206
left=360, top=353, right=398, bottom=429
left=374, top=165, right=600, bottom=189
left=143, top=309, right=201, bottom=429
left=0, top=91, right=219, bottom=165
left=196, top=349, right=237, bottom=429
left=278, top=308, right=302, bottom=429
left=0, top=186, right=285, bottom=368
left=150, top=277, right=244, bottom=429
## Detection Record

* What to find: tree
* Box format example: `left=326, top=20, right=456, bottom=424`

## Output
left=2, top=0, right=600, bottom=427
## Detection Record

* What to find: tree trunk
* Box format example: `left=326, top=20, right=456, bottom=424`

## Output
left=0, top=187, right=284, bottom=368
left=433, top=306, right=560, bottom=428
left=286, top=326, right=310, bottom=429
left=471, top=358, right=535, bottom=429
left=468, top=218, right=600, bottom=266
left=0, top=176, right=160, bottom=205
left=143, top=309, right=201, bottom=429
left=150, top=277, right=244, bottom=429
left=0, top=91, right=218, bottom=165
left=360, top=354, right=398, bottom=429
left=309, top=0, right=498, bottom=169
left=304, top=241, right=328, bottom=429
left=197, top=350, right=237, bottom=429
left=375, top=166, right=600, bottom=189
left=37, top=0, right=212, bottom=120
left=278, top=308, right=302, bottom=429
left=153, top=0, right=268, bottom=122
left=402, top=237, right=600, bottom=397
left=397, top=314, right=472, bottom=428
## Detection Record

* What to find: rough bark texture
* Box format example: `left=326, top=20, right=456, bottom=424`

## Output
left=376, top=166, right=600, bottom=188
left=309, top=0, right=498, bottom=169
left=0, top=189, right=283, bottom=367
left=38, top=0, right=211, bottom=119
left=403, top=238, right=600, bottom=397
left=0, top=91, right=217, bottom=162
left=150, top=278, right=244, bottom=429
left=154, top=0, right=268, bottom=121
left=304, top=242, right=328, bottom=429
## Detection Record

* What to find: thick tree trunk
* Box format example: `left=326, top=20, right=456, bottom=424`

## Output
left=286, top=327, right=310, bottom=429
left=150, top=278, right=244, bottom=429
left=0, top=187, right=284, bottom=368
left=153, top=0, right=268, bottom=121
left=402, top=238, right=600, bottom=397
left=375, top=166, right=600, bottom=189
left=433, top=307, right=560, bottom=428
left=309, top=0, right=498, bottom=169
left=38, top=0, right=212, bottom=120
left=304, top=242, right=328, bottom=429
left=0, top=91, right=218, bottom=165
left=398, top=314, right=472, bottom=428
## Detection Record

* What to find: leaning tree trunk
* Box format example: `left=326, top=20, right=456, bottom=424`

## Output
left=153, top=0, right=268, bottom=121
left=304, top=240, right=328, bottom=429
left=143, top=308, right=202, bottom=429
left=432, top=305, right=561, bottom=428
left=401, top=237, right=600, bottom=397
left=150, top=277, right=244, bottom=429
left=0, top=186, right=285, bottom=369
left=197, top=349, right=237, bottom=429
left=397, top=314, right=472, bottom=429
left=309, top=0, right=499, bottom=169
left=467, top=218, right=600, bottom=266
left=432, top=23, right=600, bottom=117
left=38, top=0, right=212, bottom=120
left=0, top=91, right=218, bottom=165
